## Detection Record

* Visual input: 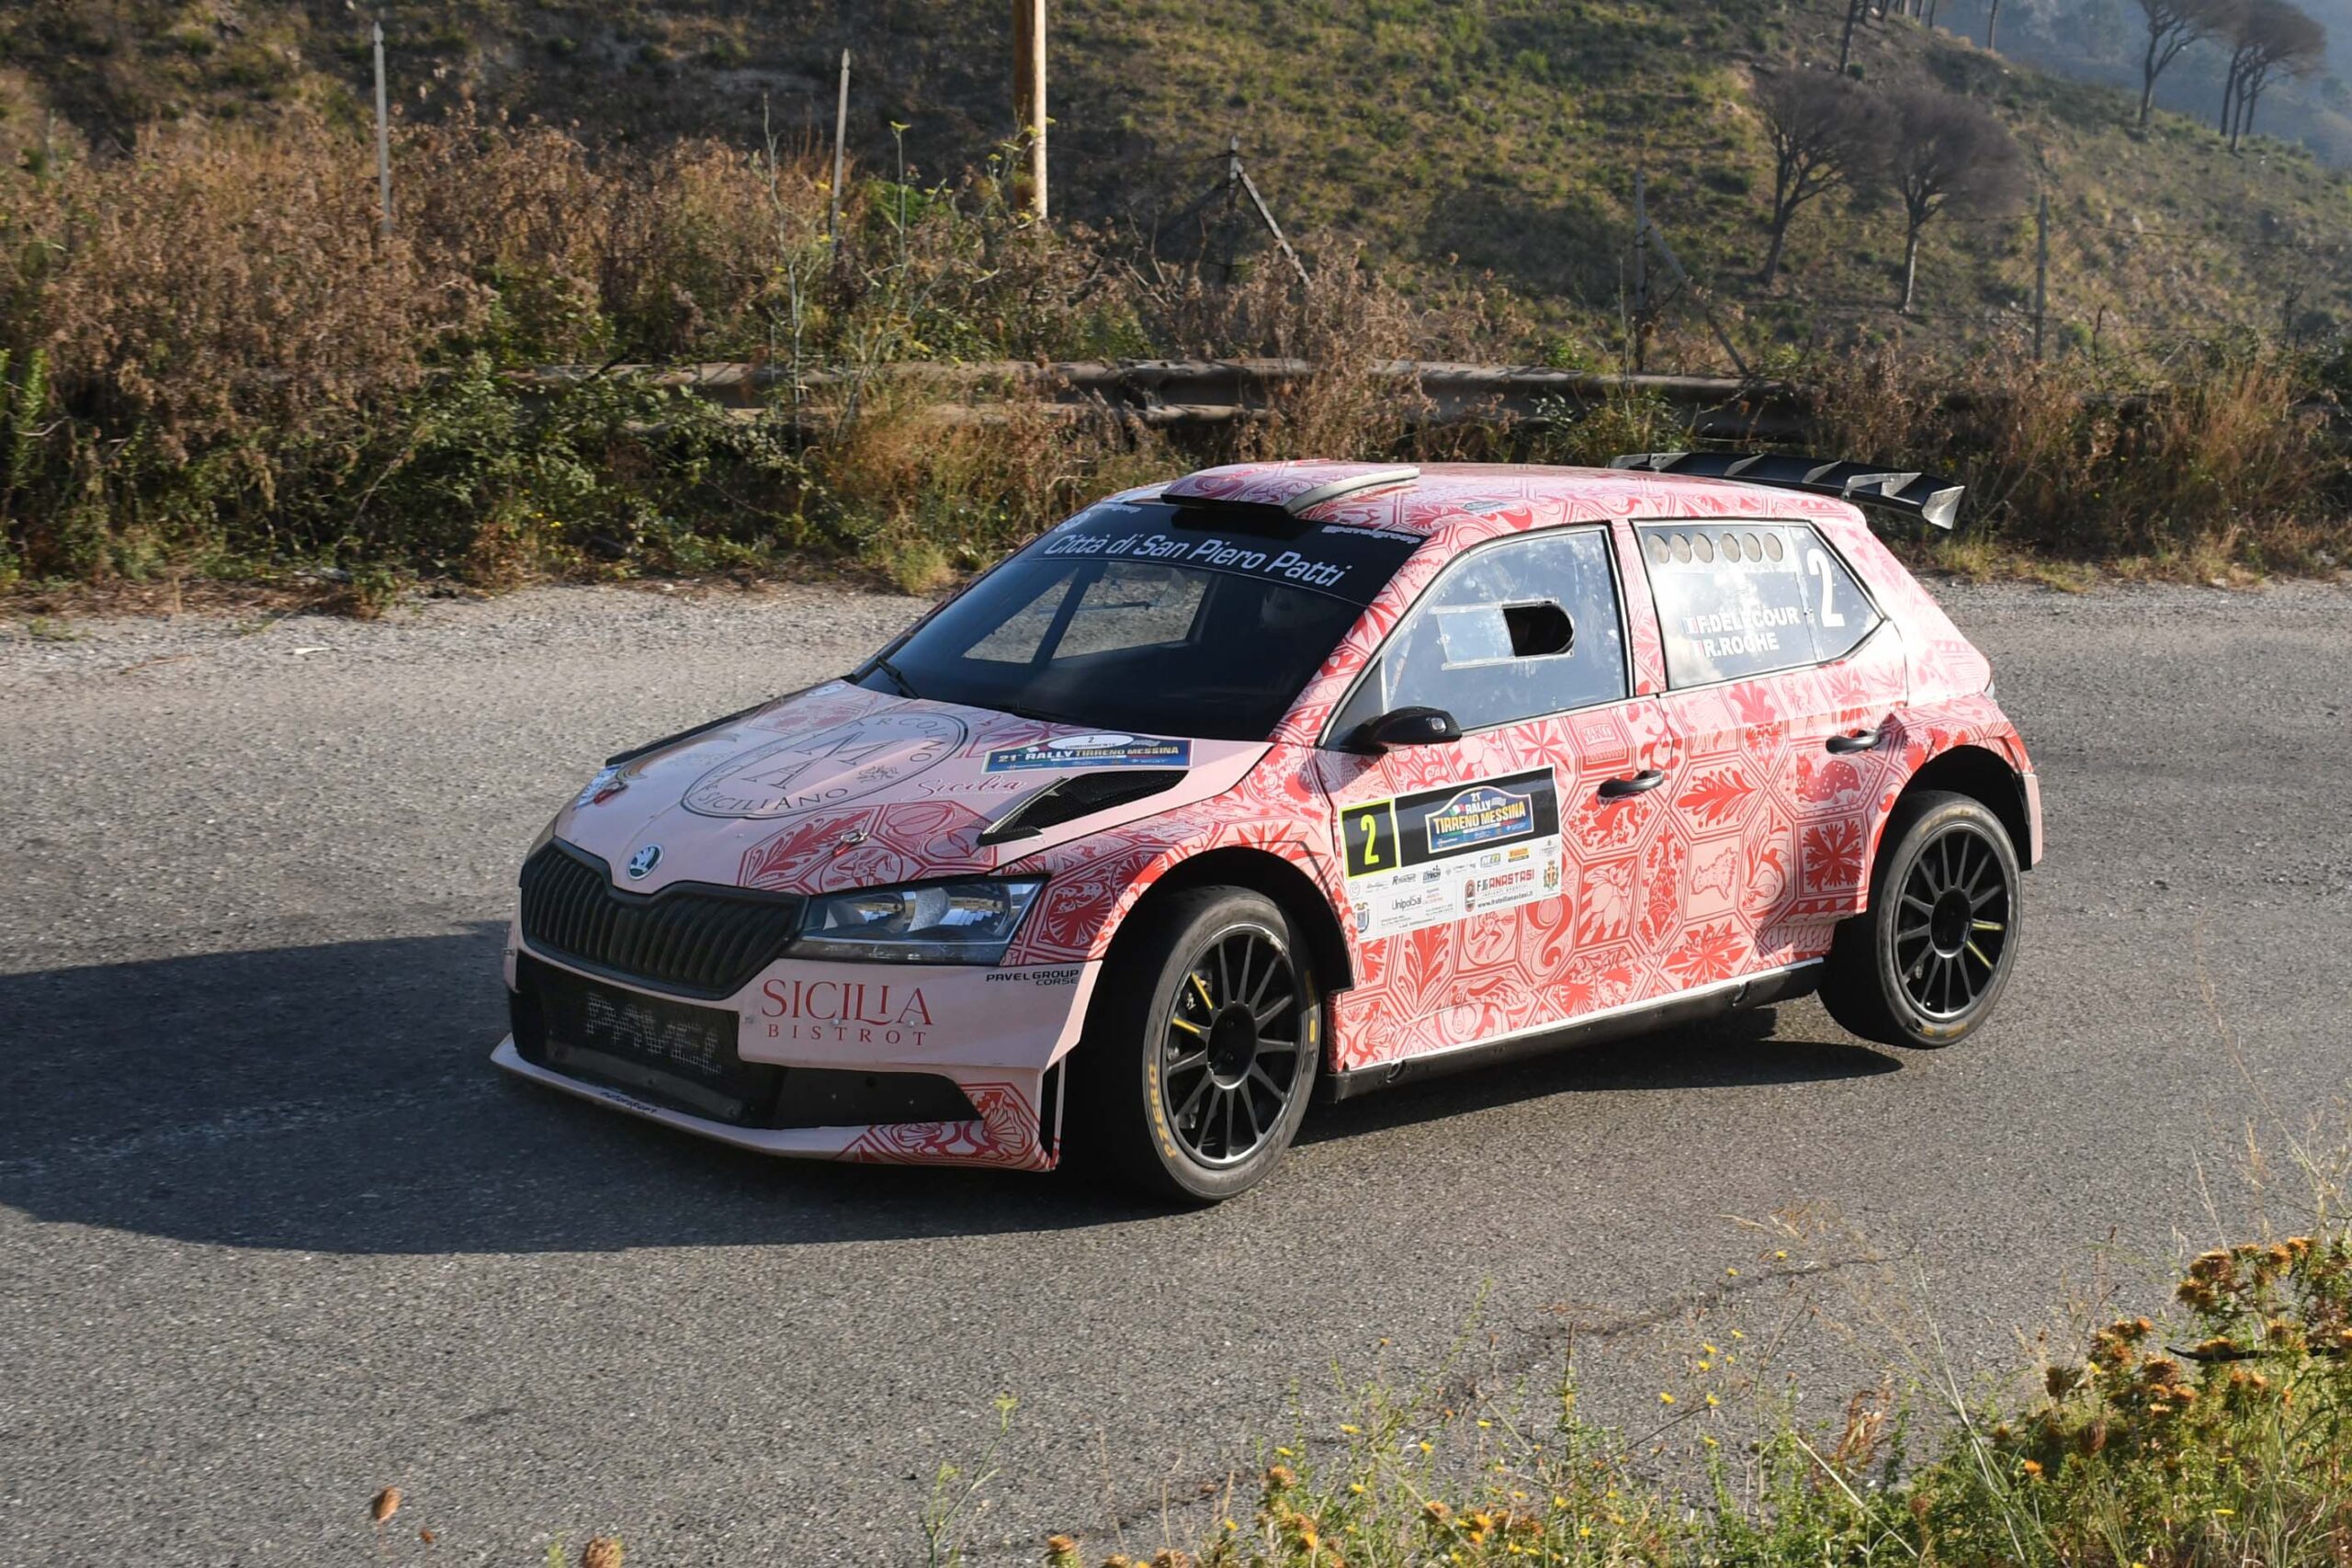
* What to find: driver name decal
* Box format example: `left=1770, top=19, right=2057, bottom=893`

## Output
left=1340, top=768, right=1563, bottom=940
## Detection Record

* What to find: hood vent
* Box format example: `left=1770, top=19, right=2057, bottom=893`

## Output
left=978, top=769, right=1189, bottom=847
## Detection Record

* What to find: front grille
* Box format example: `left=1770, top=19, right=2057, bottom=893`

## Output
left=518, top=840, right=803, bottom=998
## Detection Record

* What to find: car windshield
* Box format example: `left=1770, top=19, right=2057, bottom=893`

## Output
left=859, top=500, right=1417, bottom=741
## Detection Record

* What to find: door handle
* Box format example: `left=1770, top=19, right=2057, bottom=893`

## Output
left=1598, top=768, right=1667, bottom=798
left=1826, top=726, right=1885, bottom=754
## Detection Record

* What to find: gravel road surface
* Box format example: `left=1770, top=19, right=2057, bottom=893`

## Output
left=4, top=579, right=2349, bottom=1565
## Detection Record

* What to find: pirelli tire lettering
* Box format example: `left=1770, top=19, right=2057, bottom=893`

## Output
left=1341, top=768, right=1565, bottom=940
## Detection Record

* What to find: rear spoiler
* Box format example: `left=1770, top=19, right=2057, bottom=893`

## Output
left=1610, top=451, right=1964, bottom=531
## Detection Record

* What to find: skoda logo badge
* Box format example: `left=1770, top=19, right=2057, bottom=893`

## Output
left=627, top=843, right=662, bottom=880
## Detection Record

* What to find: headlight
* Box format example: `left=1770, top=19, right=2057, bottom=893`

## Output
left=788, top=878, right=1046, bottom=964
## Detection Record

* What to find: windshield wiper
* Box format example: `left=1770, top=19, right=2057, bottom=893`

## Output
left=867, top=656, right=920, bottom=699
left=982, top=697, right=1078, bottom=726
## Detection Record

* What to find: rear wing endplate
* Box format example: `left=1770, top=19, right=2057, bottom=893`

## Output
left=1610, top=451, right=1963, bottom=532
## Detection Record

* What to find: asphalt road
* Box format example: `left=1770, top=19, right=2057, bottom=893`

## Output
left=5, top=578, right=2349, bottom=1565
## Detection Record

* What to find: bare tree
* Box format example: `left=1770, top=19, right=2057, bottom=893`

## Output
left=1885, top=88, right=2028, bottom=312
left=2219, top=0, right=2326, bottom=147
left=2132, top=0, right=2232, bottom=125
left=1984, top=0, right=2004, bottom=50
left=1838, top=0, right=1873, bottom=74
left=1754, top=72, right=1888, bottom=286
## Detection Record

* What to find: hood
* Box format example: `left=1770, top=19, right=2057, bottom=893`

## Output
left=551, top=681, right=1266, bottom=897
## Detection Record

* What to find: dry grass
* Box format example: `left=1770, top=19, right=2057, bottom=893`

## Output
left=1811, top=344, right=2348, bottom=571
left=0, top=113, right=2343, bottom=605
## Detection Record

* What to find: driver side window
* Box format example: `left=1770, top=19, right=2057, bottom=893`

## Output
left=1335, top=528, right=1628, bottom=738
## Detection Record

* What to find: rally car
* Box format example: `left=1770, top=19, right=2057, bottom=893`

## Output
left=494, top=455, right=2039, bottom=1200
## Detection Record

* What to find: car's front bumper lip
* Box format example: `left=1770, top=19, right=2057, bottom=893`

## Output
left=492, top=1036, right=1060, bottom=1169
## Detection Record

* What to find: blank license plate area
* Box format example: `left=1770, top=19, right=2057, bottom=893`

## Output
left=525, top=958, right=771, bottom=1123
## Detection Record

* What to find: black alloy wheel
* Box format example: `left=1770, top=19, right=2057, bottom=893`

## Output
left=1821, top=789, right=2022, bottom=1049
left=1159, top=926, right=1307, bottom=1168
left=1892, top=819, right=2013, bottom=1020
left=1070, top=886, right=1321, bottom=1201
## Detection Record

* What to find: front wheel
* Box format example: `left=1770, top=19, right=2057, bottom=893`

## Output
left=1069, top=887, right=1320, bottom=1201
left=1820, top=790, right=2021, bottom=1049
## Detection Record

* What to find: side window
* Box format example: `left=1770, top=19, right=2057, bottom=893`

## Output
left=1336, top=528, right=1628, bottom=735
left=1638, top=523, right=1879, bottom=685
left=1792, top=526, right=1880, bottom=663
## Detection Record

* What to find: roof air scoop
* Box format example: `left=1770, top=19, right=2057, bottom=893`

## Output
left=1279, top=466, right=1422, bottom=515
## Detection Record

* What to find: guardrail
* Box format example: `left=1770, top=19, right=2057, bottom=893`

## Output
left=512, top=359, right=2343, bottom=439
left=514, top=359, right=1811, bottom=439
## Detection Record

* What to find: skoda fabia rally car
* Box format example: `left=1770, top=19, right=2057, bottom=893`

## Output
left=495, top=455, right=2041, bottom=1200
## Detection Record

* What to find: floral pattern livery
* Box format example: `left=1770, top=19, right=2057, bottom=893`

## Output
left=503, top=463, right=2037, bottom=1169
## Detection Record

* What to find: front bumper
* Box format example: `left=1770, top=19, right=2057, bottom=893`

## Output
left=492, top=1036, right=1063, bottom=1169
left=496, top=938, right=1102, bottom=1171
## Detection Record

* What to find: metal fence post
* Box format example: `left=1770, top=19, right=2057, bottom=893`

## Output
left=2033, top=191, right=2049, bottom=361
left=829, top=50, right=851, bottom=245
left=373, top=22, right=393, bottom=238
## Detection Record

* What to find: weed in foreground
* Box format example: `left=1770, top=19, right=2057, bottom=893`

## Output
left=1002, top=1229, right=2352, bottom=1567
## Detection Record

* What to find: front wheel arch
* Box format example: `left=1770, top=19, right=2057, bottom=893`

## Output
left=1107, top=846, right=1354, bottom=1005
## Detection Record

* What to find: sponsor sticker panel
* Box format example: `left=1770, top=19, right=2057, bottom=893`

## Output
left=1340, top=768, right=1565, bottom=939
left=984, top=732, right=1193, bottom=773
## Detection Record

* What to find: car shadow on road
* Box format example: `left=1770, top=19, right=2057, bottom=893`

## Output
left=1298, top=1007, right=1901, bottom=1146
left=1, top=928, right=1896, bottom=1255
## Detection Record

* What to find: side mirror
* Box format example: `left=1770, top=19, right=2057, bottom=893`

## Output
left=1351, top=705, right=1463, bottom=752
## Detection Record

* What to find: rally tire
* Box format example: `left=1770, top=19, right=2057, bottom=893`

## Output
left=1070, top=887, right=1320, bottom=1202
left=1821, top=790, right=2021, bottom=1050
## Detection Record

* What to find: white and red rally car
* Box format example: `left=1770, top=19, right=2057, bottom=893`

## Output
left=496, top=456, right=2040, bottom=1200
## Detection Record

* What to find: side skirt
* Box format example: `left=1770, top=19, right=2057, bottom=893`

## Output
left=1319, top=961, right=1824, bottom=1103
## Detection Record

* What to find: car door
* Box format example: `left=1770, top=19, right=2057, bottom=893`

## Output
left=1633, top=519, right=1908, bottom=981
left=1312, top=525, right=1690, bottom=1071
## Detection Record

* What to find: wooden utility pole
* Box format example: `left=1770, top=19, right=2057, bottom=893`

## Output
left=2033, top=190, right=2049, bottom=360
left=1012, top=0, right=1047, bottom=220
left=1642, top=218, right=1752, bottom=379
left=372, top=21, right=393, bottom=237
left=829, top=50, right=851, bottom=243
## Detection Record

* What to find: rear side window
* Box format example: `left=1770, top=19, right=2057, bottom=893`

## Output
left=1797, top=532, right=1877, bottom=662
left=1637, top=523, right=1882, bottom=686
left=1334, top=527, right=1628, bottom=736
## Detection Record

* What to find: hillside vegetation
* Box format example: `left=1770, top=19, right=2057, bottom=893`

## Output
left=3, top=0, right=2350, bottom=360
left=0, top=1, right=2345, bottom=604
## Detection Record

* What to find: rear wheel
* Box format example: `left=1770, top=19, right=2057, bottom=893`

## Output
left=1070, top=887, right=1320, bottom=1201
left=1821, top=790, right=2020, bottom=1049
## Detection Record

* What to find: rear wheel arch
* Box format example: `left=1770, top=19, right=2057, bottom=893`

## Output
left=1888, top=743, right=2032, bottom=871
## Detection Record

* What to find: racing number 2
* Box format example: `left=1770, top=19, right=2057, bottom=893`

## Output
left=1343, top=801, right=1399, bottom=878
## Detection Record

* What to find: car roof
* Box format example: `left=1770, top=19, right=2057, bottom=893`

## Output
left=1147, top=460, right=1868, bottom=553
